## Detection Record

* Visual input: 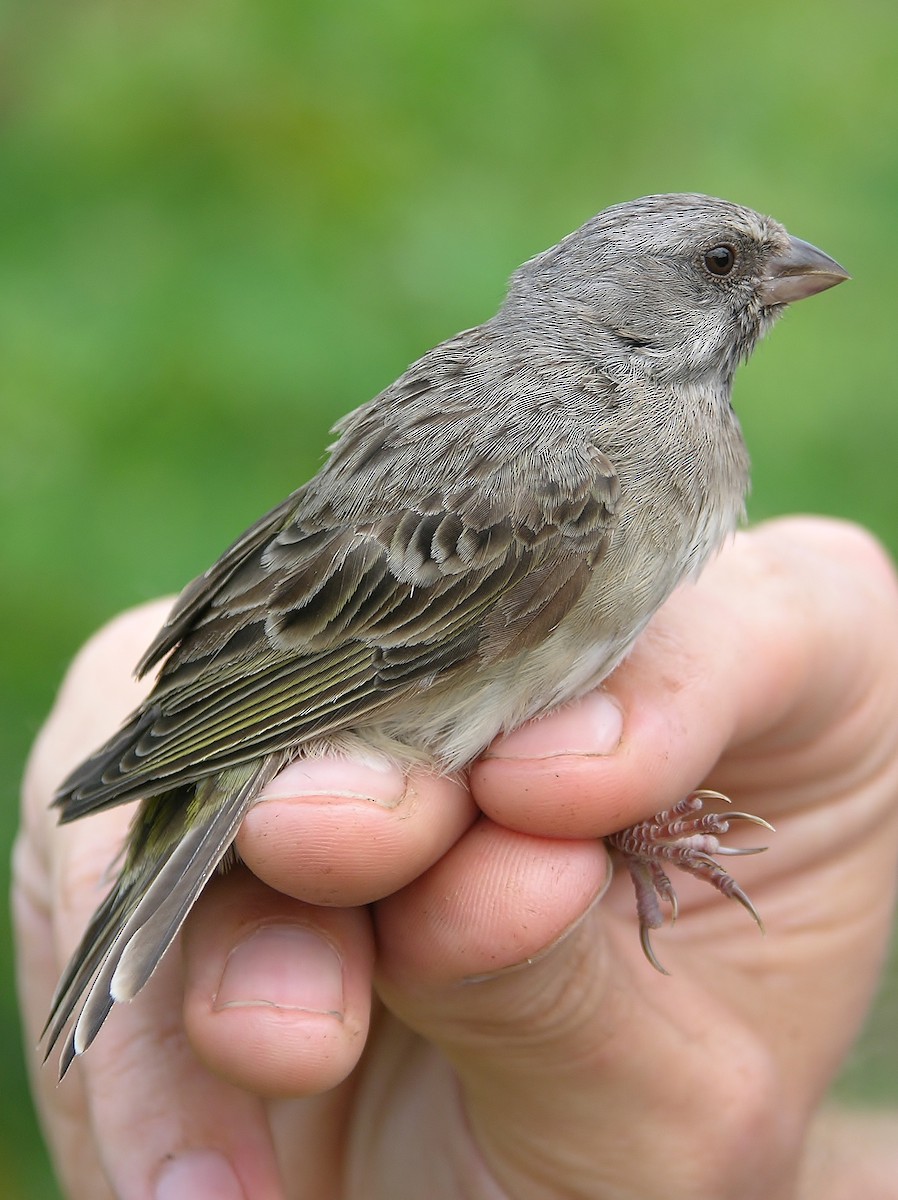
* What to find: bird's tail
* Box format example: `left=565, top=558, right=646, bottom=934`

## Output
left=43, top=756, right=281, bottom=1077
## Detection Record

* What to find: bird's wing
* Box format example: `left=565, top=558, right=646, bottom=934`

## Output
left=135, top=490, right=304, bottom=678
left=56, top=361, right=620, bottom=818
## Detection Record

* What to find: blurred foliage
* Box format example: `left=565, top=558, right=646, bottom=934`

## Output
left=1, top=1, right=896, bottom=1194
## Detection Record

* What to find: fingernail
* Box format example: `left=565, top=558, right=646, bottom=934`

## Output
left=485, top=690, right=624, bottom=759
left=214, top=924, right=345, bottom=1015
left=258, top=755, right=405, bottom=807
left=156, top=1150, right=245, bottom=1200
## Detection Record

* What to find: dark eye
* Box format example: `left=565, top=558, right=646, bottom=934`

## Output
left=703, top=245, right=737, bottom=276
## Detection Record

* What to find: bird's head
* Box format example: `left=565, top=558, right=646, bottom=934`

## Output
left=505, top=193, right=848, bottom=385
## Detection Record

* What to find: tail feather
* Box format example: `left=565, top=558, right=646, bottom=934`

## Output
left=42, top=881, right=133, bottom=1050
left=44, top=756, right=283, bottom=1078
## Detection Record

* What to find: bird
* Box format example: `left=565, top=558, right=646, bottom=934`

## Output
left=45, top=193, right=849, bottom=1076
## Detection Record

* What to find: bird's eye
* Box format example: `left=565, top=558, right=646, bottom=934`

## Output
left=703, top=245, right=737, bottom=276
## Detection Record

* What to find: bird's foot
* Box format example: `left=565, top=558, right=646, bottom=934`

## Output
left=606, top=790, right=774, bottom=973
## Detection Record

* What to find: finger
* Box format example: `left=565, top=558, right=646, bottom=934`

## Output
left=11, top=829, right=114, bottom=1200
left=64, top=945, right=285, bottom=1200
left=15, top=604, right=169, bottom=1199
left=237, top=758, right=476, bottom=907
left=181, top=867, right=375, bottom=1098
left=21, top=603, right=288, bottom=1199
left=211, top=760, right=473, bottom=1100
left=469, top=518, right=898, bottom=1102
left=34, top=801, right=288, bottom=1199
left=470, top=533, right=790, bottom=839
left=472, top=518, right=898, bottom=837
left=373, top=819, right=786, bottom=1200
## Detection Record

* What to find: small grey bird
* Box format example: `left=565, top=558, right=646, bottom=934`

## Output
left=45, top=194, right=848, bottom=1075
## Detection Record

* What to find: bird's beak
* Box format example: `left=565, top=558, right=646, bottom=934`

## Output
left=758, top=236, right=850, bottom=305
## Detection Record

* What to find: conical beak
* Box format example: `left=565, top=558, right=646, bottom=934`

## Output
left=758, top=236, right=850, bottom=305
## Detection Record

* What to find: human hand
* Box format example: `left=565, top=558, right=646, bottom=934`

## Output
left=15, top=517, right=898, bottom=1199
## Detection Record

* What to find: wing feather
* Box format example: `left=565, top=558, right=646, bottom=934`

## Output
left=56, top=337, right=621, bottom=820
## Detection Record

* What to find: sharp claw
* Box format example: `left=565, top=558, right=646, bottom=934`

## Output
left=693, top=788, right=731, bottom=805
left=730, top=883, right=765, bottom=933
left=712, top=844, right=768, bottom=857
left=726, top=811, right=776, bottom=833
left=640, top=924, right=671, bottom=975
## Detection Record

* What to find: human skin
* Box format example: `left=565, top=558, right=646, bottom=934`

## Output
left=14, top=517, right=898, bottom=1199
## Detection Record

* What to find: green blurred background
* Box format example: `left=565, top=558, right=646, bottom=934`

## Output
left=2, top=0, right=896, bottom=1193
